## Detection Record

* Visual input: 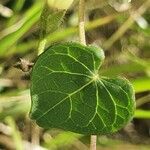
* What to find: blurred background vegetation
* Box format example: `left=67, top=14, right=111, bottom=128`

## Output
left=0, top=0, right=150, bottom=149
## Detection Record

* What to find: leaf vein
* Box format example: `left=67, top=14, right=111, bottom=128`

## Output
left=36, top=80, right=94, bottom=121
left=98, top=79, right=117, bottom=125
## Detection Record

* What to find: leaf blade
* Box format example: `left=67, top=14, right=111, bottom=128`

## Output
left=30, top=42, right=135, bottom=134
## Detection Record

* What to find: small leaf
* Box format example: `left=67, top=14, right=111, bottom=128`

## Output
left=30, top=42, right=135, bottom=135
left=39, top=4, right=66, bottom=39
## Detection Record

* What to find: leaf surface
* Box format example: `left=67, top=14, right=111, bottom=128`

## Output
left=30, top=42, right=135, bottom=134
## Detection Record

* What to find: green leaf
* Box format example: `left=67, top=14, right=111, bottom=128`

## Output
left=38, top=4, right=66, bottom=55
left=30, top=42, right=135, bottom=135
left=39, top=5, right=66, bottom=39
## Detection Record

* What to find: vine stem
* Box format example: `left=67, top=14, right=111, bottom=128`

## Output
left=38, top=38, right=47, bottom=55
left=79, top=0, right=86, bottom=45
left=90, top=135, right=97, bottom=150
left=78, top=0, right=97, bottom=150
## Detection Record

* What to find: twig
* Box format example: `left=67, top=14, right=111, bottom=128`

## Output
left=31, top=122, right=40, bottom=147
left=78, top=0, right=97, bottom=150
left=0, top=79, right=13, bottom=87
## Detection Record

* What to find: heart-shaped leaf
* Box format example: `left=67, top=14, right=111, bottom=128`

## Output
left=30, top=42, right=135, bottom=134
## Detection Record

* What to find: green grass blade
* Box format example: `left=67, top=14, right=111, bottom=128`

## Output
left=131, top=77, right=150, bottom=93
left=134, top=109, right=150, bottom=119
left=100, top=62, right=149, bottom=76
left=0, top=2, right=43, bottom=56
left=5, top=116, right=23, bottom=150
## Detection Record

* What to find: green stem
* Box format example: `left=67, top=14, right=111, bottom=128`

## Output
left=38, top=38, right=47, bottom=55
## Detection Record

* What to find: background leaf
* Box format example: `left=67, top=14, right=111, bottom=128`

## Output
left=39, top=4, right=66, bottom=40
